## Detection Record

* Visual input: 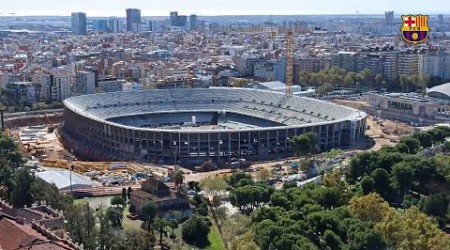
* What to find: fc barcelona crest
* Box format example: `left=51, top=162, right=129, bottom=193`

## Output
left=401, top=15, right=430, bottom=44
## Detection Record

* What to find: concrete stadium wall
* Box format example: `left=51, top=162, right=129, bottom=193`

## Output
left=61, top=107, right=366, bottom=167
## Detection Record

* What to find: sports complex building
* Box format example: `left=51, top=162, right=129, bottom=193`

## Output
left=62, top=88, right=366, bottom=166
left=365, top=82, right=450, bottom=126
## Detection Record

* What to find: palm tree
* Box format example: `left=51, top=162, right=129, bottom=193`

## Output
left=188, top=181, right=201, bottom=197
left=141, top=200, right=157, bottom=232
left=154, top=217, right=170, bottom=246
left=167, top=210, right=182, bottom=238
left=173, top=167, right=185, bottom=192
left=105, top=207, right=123, bottom=227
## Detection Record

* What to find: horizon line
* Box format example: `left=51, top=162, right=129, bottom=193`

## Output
left=0, top=10, right=448, bottom=18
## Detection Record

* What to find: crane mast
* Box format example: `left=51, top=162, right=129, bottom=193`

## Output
left=286, top=30, right=294, bottom=95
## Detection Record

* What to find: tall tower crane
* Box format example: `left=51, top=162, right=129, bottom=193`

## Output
left=285, top=30, right=294, bottom=95
left=265, top=27, right=294, bottom=95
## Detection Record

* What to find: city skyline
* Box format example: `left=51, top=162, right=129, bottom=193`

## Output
left=1, top=0, right=450, bottom=16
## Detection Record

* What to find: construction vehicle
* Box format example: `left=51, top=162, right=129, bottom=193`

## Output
left=25, top=87, right=56, bottom=133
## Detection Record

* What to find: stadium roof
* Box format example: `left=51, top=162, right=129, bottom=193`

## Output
left=36, top=170, right=93, bottom=191
left=428, top=82, right=450, bottom=99
left=64, top=88, right=365, bottom=132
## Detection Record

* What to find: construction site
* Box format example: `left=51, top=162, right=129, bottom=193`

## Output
left=332, top=99, right=415, bottom=150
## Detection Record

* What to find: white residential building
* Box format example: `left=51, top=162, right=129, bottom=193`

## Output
left=40, top=72, right=72, bottom=102
left=419, top=53, right=450, bottom=80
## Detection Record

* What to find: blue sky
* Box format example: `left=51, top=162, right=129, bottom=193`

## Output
left=0, top=0, right=448, bottom=16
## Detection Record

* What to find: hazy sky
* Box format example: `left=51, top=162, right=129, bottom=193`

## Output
left=0, top=0, right=448, bottom=16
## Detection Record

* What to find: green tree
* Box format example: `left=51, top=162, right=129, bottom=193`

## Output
left=6, top=151, right=23, bottom=169
left=173, top=167, right=185, bottom=192
left=290, top=132, right=318, bottom=157
left=182, top=215, right=211, bottom=247
left=370, top=168, right=392, bottom=200
left=326, top=148, right=344, bottom=160
left=106, top=206, right=124, bottom=227
left=322, top=230, right=342, bottom=250
left=392, top=162, right=415, bottom=201
left=200, top=175, right=228, bottom=201
left=121, top=187, right=127, bottom=202
left=228, top=172, right=253, bottom=188
left=0, top=136, right=16, bottom=155
left=154, top=217, right=170, bottom=246
left=222, top=213, right=253, bottom=247
left=348, top=193, right=393, bottom=223
left=31, top=178, right=73, bottom=210
left=413, top=132, right=433, bottom=148
left=110, top=196, right=126, bottom=208
left=141, top=200, right=158, bottom=232
left=360, top=176, right=375, bottom=195
left=229, top=232, right=260, bottom=250
left=419, top=193, right=448, bottom=218
left=0, top=163, right=15, bottom=201
left=376, top=206, right=450, bottom=250
left=127, top=186, right=132, bottom=199
left=12, top=167, right=34, bottom=208
left=399, top=137, right=421, bottom=154
left=97, top=207, right=115, bottom=250
left=270, top=191, right=290, bottom=209
left=346, top=219, right=387, bottom=250
left=316, top=82, right=334, bottom=95
left=65, top=203, right=98, bottom=250
left=112, top=230, right=152, bottom=250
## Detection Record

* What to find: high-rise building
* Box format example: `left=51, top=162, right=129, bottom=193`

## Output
left=170, top=11, right=178, bottom=26
left=75, top=71, right=96, bottom=95
left=149, top=20, right=162, bottom=32
left=71, top=12, right=87, bottom=35
left=170, top=11, right=187, bottom=27
left=438, top=14, right=444, bottom=25
left=40, top=71, right=72, bottom=102
left=108, top=17, right=121, bottom=33
left=92, top=20, right=108, bottom=32
left=126, top=8, right=141, bottom=33
left=385, top=11, right=394, bottom=24
left=189, top=14, right=198, bottom=31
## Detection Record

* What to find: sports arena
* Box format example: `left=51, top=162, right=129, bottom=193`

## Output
left=62, top=88, right=366, bottom=166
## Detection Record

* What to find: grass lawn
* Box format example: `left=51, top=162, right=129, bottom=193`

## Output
left=205, top=224, right=225, bottom=250
left=73, top=196, right=113, bottom=208
left=122, top=207, right=142, bottom=231
left=168, top=218, right=225, bottom=250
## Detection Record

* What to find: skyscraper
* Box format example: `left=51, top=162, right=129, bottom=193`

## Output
left=71, top=12, right=87, bottom=35
left=385, top=11, right=394, bottom=24
left=92, top=20, right=108, bottom=32
left=108, top=17, right=121, bottom=33
left=170, top=11, right=178, bottom=26
left=438, top=14, right=444, bottom=25
left=189, top=14, right=198, bottom=31
left=126, top=8, right=141, bottom=33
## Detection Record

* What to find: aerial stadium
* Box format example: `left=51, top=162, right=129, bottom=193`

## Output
left=62, top=88, right=366, bottom=166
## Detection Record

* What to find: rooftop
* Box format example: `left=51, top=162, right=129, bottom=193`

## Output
left=35, top=170, right=93, bottom=190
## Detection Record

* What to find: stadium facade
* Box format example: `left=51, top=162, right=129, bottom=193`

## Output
left=62, top=88, right=366, bottom=166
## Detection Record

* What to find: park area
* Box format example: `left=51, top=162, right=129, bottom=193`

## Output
left=72, top=194, right=226, bottom=250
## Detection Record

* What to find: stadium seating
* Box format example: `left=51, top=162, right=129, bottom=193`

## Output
left=65, top=88, right=361, bottom=128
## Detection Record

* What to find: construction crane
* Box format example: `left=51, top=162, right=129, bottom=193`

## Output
left=266, top=27, right=294, bottom=95
left=25, top=87, right=55, bottom=133
left=286, top=30, right=294, bottom=95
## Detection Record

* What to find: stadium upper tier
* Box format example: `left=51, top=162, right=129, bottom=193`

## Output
left=64, top=88, right=364, bottom=131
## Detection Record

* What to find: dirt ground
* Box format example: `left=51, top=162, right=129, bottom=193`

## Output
left=332, top=99, right=414, bottom=151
